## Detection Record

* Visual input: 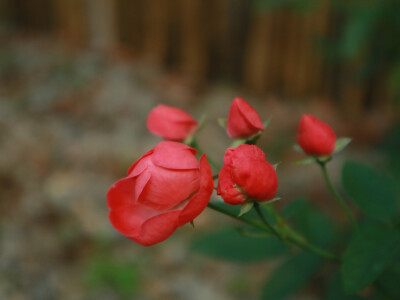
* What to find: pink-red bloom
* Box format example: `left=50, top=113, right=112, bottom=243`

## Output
left=147, top=105, right=198, bottom=141
left=226, top=97, right=264, bottom=139
left=297, top=114, right=336, bottom=156
left=107, top=141, right=213, bottom=246
left=217, top=144, right=278, bottom=205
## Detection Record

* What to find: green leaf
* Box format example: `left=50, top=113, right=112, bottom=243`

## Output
left=260, top=252, right=321, bottom=300
left=238, top=202, right=254, bottom=217
left=218, top=118, right=227, bottom=128
left=84, top=258, right=140, bottom=298
left=272, top=162, right=281, bottom=170
left=282, top=198, right=308, bottom=219
left=316, top=155, right=331, bottom=163
left=261, top=197, right=282, bottom=206
left=191, top=227, right=289, bottom=263
left=375, top=254, right=400, bottom=299
left=341, top=223, right=400, bottom=293
left=325, top=273, right=363, bottom=300
left=230, top=138, right=247, bottom=148
left=283, top=199, right=335, bottom=248
left=263, top=116, right=273, bottom=129
left=334, top=137, right=352, bottom=154
left=235, top=227, right=272, bottom=239
left=293, top=144, right=303, bottom=153
left=294, top=156, right=316, bottom=165
left=342, top=160, right=398, bottom=222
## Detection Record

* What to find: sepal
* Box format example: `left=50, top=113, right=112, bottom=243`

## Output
left=238, top=202, right=254, bottom=217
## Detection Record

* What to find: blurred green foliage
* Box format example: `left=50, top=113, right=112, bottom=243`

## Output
left=341, top=221, right=400, bottom=293
left=342, top=160, right=398, bottom=223
left=83, top=240, right=141, bottom=299
left=255, top=0, right=400, bottom=102
left=381, top=124, right=400, bottom=185
left=254, top=0, right=318, bottom=12
left=260, top=252, right=321, bottom=300
left=191, top=227, right=289, bottom=263
left=283, top=198, right=335, bottom=248
left=192, top=158, right=400, bottom=299
left=84, top=256, right=141, bottom=299
left=325, top=273, right=363, bottom=300
left=326, top=0, right=400, bottom=103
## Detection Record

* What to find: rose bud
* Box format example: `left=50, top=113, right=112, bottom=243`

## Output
left=217, top=144, right=278, bottom=205
left=226, top=97, right=264, bottom=139
left=107, top=141, right=213, bottom=246
left=297, top=114, right=336, bottom=156
left=147, top=104, right=198, bottom=141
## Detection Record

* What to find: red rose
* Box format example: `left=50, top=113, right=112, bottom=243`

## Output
left=226, top=97, right=264, bottom=139
left=147, top=105, right=198, bottom=141
left=107, top=141, right=213, bottom=246
left=217, top=144, right=278, bottom=205
left=297, top=114, right=336, bottom=156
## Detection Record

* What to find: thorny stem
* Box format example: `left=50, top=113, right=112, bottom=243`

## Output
left=317, top=160, right=357, bottom=230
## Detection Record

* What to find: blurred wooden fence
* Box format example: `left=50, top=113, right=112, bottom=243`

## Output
left=0, top=0, right=389, bottom=115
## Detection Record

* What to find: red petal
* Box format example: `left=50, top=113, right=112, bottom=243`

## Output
left=134, top=170, right=151, bottom=201
left=127, top=149, right=153, bottom=176
left=107, top=177, right=135, bottom=209
left=230, top=146, right=278, bottom=201
left=217, top=163, right=246, bottom=205
left=227, top=98, right=264, bottom=138
left=138, top=165, right=200, bottom=211
left=107, top=177, right=156, bottom=236
left=147, top=105, right=198, bottom=141
left=151, top=141, right=198, bottom=170
left=236, top=98, right=264, bottom=131
left=297, top=115, right=336, bottom=155
left=129, top=210, right=181, bottom=246
left=178, top=155, right=214, bottom=225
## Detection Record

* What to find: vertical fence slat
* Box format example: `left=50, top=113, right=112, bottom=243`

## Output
left=86, top=0, right=118, bottom=51
left=115, top=0, right=143, bottom=51
left=177, top=0, right=208, bottom=82
left=243, top=11, right=275, bottom=93
left=142, top=0, right=169, bottom=65
left=52, top=0, right=88, bottom=45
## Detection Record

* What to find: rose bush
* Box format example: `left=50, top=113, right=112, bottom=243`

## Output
left=226, top=97, right=264, bottom=139
left=107, top=141, right=213, bottom=246
left=217, top=144, right=278, bottom=205
left=147, top=104, right=198, bottom=141
left=297, top=114, right=336, bottom=156
left=105, top=98, right=394, bottom=299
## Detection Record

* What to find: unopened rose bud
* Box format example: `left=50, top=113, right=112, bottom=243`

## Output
left=147, top=105, right=198, bottom=141
left=297, top=114, right=336, bottom=156
left=226, top=98, right=264, bottom=139
left=217, top=144, right=278, bottom=205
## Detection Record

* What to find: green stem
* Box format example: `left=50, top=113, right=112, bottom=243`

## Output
left=189, top=139, right=221, bottom=171
left=318, top=161, right=357, bottom=230
left=266, top=203, right=338, bottom=260
left=207, top=202, right=272, bottom=233
left=283, top=225, right=339, bottom=261
left=207, top=201, right=339, bottom=261
left=253, top=202, right=282, bottom=239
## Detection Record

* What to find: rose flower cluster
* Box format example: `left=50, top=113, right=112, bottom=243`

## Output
left=107, top=98, right=337, bottom=245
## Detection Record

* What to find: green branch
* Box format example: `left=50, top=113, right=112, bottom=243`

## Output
left=318, top=160, right=357, bottom=230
